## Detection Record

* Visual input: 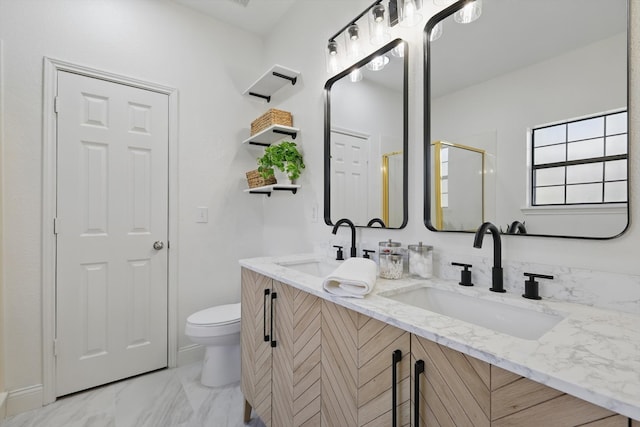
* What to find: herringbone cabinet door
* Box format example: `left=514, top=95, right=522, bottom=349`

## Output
left=272, top=280, right=322, bottom=426
left=321, top=300, right=359, bottom=427
left=357, top=315, right=410, bottom=427
left=411, top=335, right=490, bottom=427
left=241, top=268, right=273, bottom=426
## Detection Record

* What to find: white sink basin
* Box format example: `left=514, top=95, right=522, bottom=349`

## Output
left=382, top=286, right=564, bottom=340
left=277, top=259, right=340, bottom=278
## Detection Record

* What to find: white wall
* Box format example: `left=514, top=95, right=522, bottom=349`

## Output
left=0, top=0, right=267, bottom=409
left=0, top=36, right=6, bottom=413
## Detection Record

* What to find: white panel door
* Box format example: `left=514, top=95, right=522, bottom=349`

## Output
left=330, top=129, right=369, bottom=224
left=55, top=71, right=169, bottom=397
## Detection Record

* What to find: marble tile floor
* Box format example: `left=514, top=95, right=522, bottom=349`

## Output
left=0, top=363, right=266, bottom=427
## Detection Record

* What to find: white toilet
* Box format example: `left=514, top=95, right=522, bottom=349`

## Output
left=185, top=302, right=241, bottom=387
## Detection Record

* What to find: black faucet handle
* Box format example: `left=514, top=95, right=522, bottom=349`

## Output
left=333, top=245, right=344, bottom=261
left=522, top=272, right=554, bottom=300
left=452, top=262, right=473, bottom=286
left=363, top=249, right=375, bottom=259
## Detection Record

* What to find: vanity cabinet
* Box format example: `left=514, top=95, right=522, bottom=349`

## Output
left=321, top=300, right=411, bottom=427
left=490, top=367, right=627, bottom=426
left=241, top=268, right=322, bottom=426
left=241, top=270, right=637, bottom=426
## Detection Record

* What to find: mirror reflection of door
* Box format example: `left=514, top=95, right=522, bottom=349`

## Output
left=330, top=129, right=370, bottom=225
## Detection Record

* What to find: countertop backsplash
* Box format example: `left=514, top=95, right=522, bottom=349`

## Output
left=319, top=238, right=640, bottom=315
left=436, top=251, right=640, bottom=315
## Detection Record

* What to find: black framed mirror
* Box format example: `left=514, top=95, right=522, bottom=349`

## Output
left=325, top=38, right=408, bottom=229
left=424, top=0, right=629, bottom=239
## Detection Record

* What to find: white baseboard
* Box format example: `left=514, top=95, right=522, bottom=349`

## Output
left=177, top=344, right=204, bottom=367
left=6, top=385, right=43, bottom=417
left=0, top=392, right=7, bottom=420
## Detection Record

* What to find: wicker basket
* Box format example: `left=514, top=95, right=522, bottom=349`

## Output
left=250, top=109, right=293, bottom=135
left=246, top=169, right=276, bottom=188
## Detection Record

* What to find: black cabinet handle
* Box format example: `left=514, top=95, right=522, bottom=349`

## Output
left=263, top=289, right=270, bottom=342
left=414, top=360, right=425, bottom=427
left=392, top=350, right=402, bottom=427
left=270, top=291, right=278, bottom=348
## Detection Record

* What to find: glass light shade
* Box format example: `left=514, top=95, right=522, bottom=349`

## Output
left=346, top=23, right=362, bottom=59
left=400, top=0, right=422, bottom=27
left=366, top=55, right=390, bottom=71
left=325, top=40, right=341, bottom=74
left=350, top=68, right=363, bottom=83
left=368, top=4, right=391, bottom=46
left=429, top=21, right=443, bottom=41
left=454, top=0, right=482, bottom=24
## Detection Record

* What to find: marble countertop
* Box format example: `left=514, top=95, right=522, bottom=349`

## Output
left=239, top=253, right=640, bottom=421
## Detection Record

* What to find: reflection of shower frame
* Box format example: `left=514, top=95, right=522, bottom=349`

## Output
left=382, top=151, right=403, bottom=225
left=432, top=141, right=485, bottom=230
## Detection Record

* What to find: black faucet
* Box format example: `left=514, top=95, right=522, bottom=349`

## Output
left=507, top=220, right=527, bottom=234
left=473, top=222, right=505, bottom=293
left=332, top=218, right=357, bottom=258
left=366, top=218, right=386, bottom=228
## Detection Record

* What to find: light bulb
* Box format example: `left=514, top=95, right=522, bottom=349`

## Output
left=346, top=24, right=362, bottom=59
left=369, top=4, right=390, bottom=46
left=372, top=4, right=385, bottom=22
left=347, top=24, right=359, bottom=41
left=454, top=0, right=482, bottom=24
left=325, top=40, right=340, bottom=74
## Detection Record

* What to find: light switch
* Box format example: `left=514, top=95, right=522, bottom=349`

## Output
left=196, top=207, right=208, bottom=223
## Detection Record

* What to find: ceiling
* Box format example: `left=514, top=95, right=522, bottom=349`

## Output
left=430, top=0, right=627, bottom=97
left=173, top=0, right=299, bottom=36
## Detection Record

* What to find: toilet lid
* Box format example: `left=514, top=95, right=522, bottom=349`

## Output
left=187, top=303, right=241, bottom=326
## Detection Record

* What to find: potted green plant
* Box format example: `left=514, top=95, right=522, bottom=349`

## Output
left=257, top=141, right=305, bottom=184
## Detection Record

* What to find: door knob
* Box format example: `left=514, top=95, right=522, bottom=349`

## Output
left=153, top=241, right=164, bottom=250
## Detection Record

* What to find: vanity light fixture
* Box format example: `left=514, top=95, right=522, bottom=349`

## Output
left=369, top=3, right=391, bottom=46
left=454, top=0, right=482, bottom=24
left=326, top=0, right=395, bottom=75
left=346, top=23, right=362, bottom=59
left=325, top=40, right=341, bottom=74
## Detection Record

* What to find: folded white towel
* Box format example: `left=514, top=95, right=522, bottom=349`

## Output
left=322, top=258, right=378, bottom=298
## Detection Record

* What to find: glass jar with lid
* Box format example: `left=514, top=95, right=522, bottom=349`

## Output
left=408, top=242, right=433, bottom=279
left=378, top=239, right=403, bottom=279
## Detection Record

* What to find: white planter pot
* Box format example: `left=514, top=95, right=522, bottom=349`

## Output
left=274, top=169, right=293, bottom=185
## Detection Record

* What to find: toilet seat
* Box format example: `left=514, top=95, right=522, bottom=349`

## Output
left=185, top=303, right=241, bottom=338
left=187, top=303, right=241, bottom=326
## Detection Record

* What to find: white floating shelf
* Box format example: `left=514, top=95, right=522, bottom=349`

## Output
left=244, top=184, right=301, bottom=196
left=242, top=124, right=300, bottom=146
left=243, top=65, right=301, bottom=103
